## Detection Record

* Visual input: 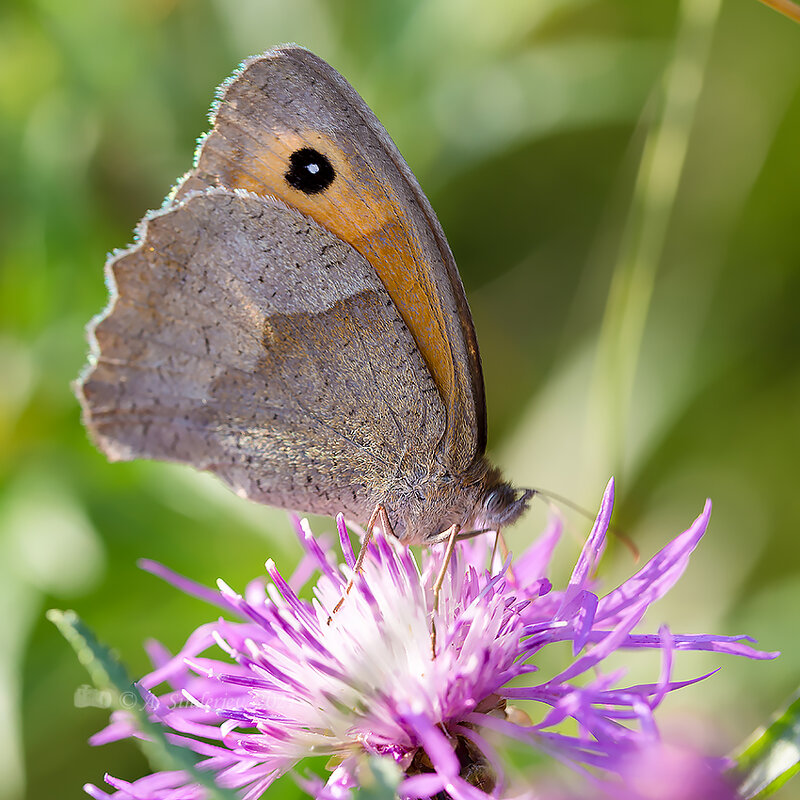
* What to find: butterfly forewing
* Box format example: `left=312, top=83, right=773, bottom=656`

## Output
left=173, top=45, right=486, bottom=473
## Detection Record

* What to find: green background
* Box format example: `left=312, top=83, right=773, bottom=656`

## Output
left=1, top=0, right=799, bottom=798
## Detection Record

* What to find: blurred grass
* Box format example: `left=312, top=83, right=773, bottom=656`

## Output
left=1, top=0, right=799, bottom=798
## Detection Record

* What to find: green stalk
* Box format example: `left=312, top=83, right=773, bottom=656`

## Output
left=591, top=0, right=722, bottom=474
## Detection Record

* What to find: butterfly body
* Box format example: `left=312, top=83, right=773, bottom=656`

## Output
left=78, top=46, right=530, bottom=544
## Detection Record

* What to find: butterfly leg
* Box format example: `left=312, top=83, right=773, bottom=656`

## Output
left=352, top=504, right=394, bottom=573
left=490, top=528, right=501, bottom=567
left=497, top=530, right=511, bottom=561
left=490, top=529, right=519, bottom=585
left=430, top=522, right=460, bottom=658
left=328, top=504, right=394, bottom=622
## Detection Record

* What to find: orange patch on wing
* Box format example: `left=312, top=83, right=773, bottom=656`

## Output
left=218, top=128, right=457, bottom=421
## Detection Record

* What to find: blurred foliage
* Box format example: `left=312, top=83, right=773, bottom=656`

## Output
left=0, top=0, right=799, bottom=798
left=731, top=685, right=800, bottom=798
left=48, top=609, right=240, bottom=800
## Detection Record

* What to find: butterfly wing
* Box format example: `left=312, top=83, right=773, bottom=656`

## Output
left=78, top=189, right=447, bottom=523
left=173, top=45, right=486, bottom=474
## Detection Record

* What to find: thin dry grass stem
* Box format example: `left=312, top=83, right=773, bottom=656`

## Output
left=757, top=0, right=800, bottom=24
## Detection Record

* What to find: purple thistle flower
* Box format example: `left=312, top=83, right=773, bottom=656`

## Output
left=84, top=479, right=777, bottom=800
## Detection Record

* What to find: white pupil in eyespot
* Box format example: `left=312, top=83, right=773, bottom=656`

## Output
left=307, top=163, right=320, bottom=174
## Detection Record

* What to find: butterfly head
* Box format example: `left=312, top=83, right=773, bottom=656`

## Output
left=385, top=460, right=531, bottom=545
left=478, top=482, right=535, bottom=529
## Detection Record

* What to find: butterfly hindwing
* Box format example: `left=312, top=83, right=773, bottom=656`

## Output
left=79, top=189, right=447, bottom=522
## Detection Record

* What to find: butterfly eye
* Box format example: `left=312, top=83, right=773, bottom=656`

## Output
left=284, top=147, right=336, bottom=194
left=483, top=485, right=514, bottom=516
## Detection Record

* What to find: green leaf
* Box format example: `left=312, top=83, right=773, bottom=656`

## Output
left=730, top=688, right=800, bottom=798
left=353, top=757, right=401, bottom=800
left=48, top=608, right=238, bottom=800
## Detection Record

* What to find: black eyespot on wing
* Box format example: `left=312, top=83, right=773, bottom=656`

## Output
left=284, top=148, right=335, bottom=194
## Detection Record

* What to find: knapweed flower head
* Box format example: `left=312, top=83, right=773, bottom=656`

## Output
left=85, top=479, right=776, bottom=800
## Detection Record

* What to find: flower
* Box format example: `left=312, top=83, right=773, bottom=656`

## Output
left=84, top=479, right=776, bottom=800
left=516, top=742, right=740, bottom=800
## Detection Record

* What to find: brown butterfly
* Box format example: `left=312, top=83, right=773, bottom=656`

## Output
left=77, top=45, right=532, bottom=547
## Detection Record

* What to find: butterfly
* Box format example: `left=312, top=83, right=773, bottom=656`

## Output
left=77, top=45, right=532, bottom=546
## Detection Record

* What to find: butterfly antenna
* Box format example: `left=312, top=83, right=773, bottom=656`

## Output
left=530, top=488, right=639, bottom=562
